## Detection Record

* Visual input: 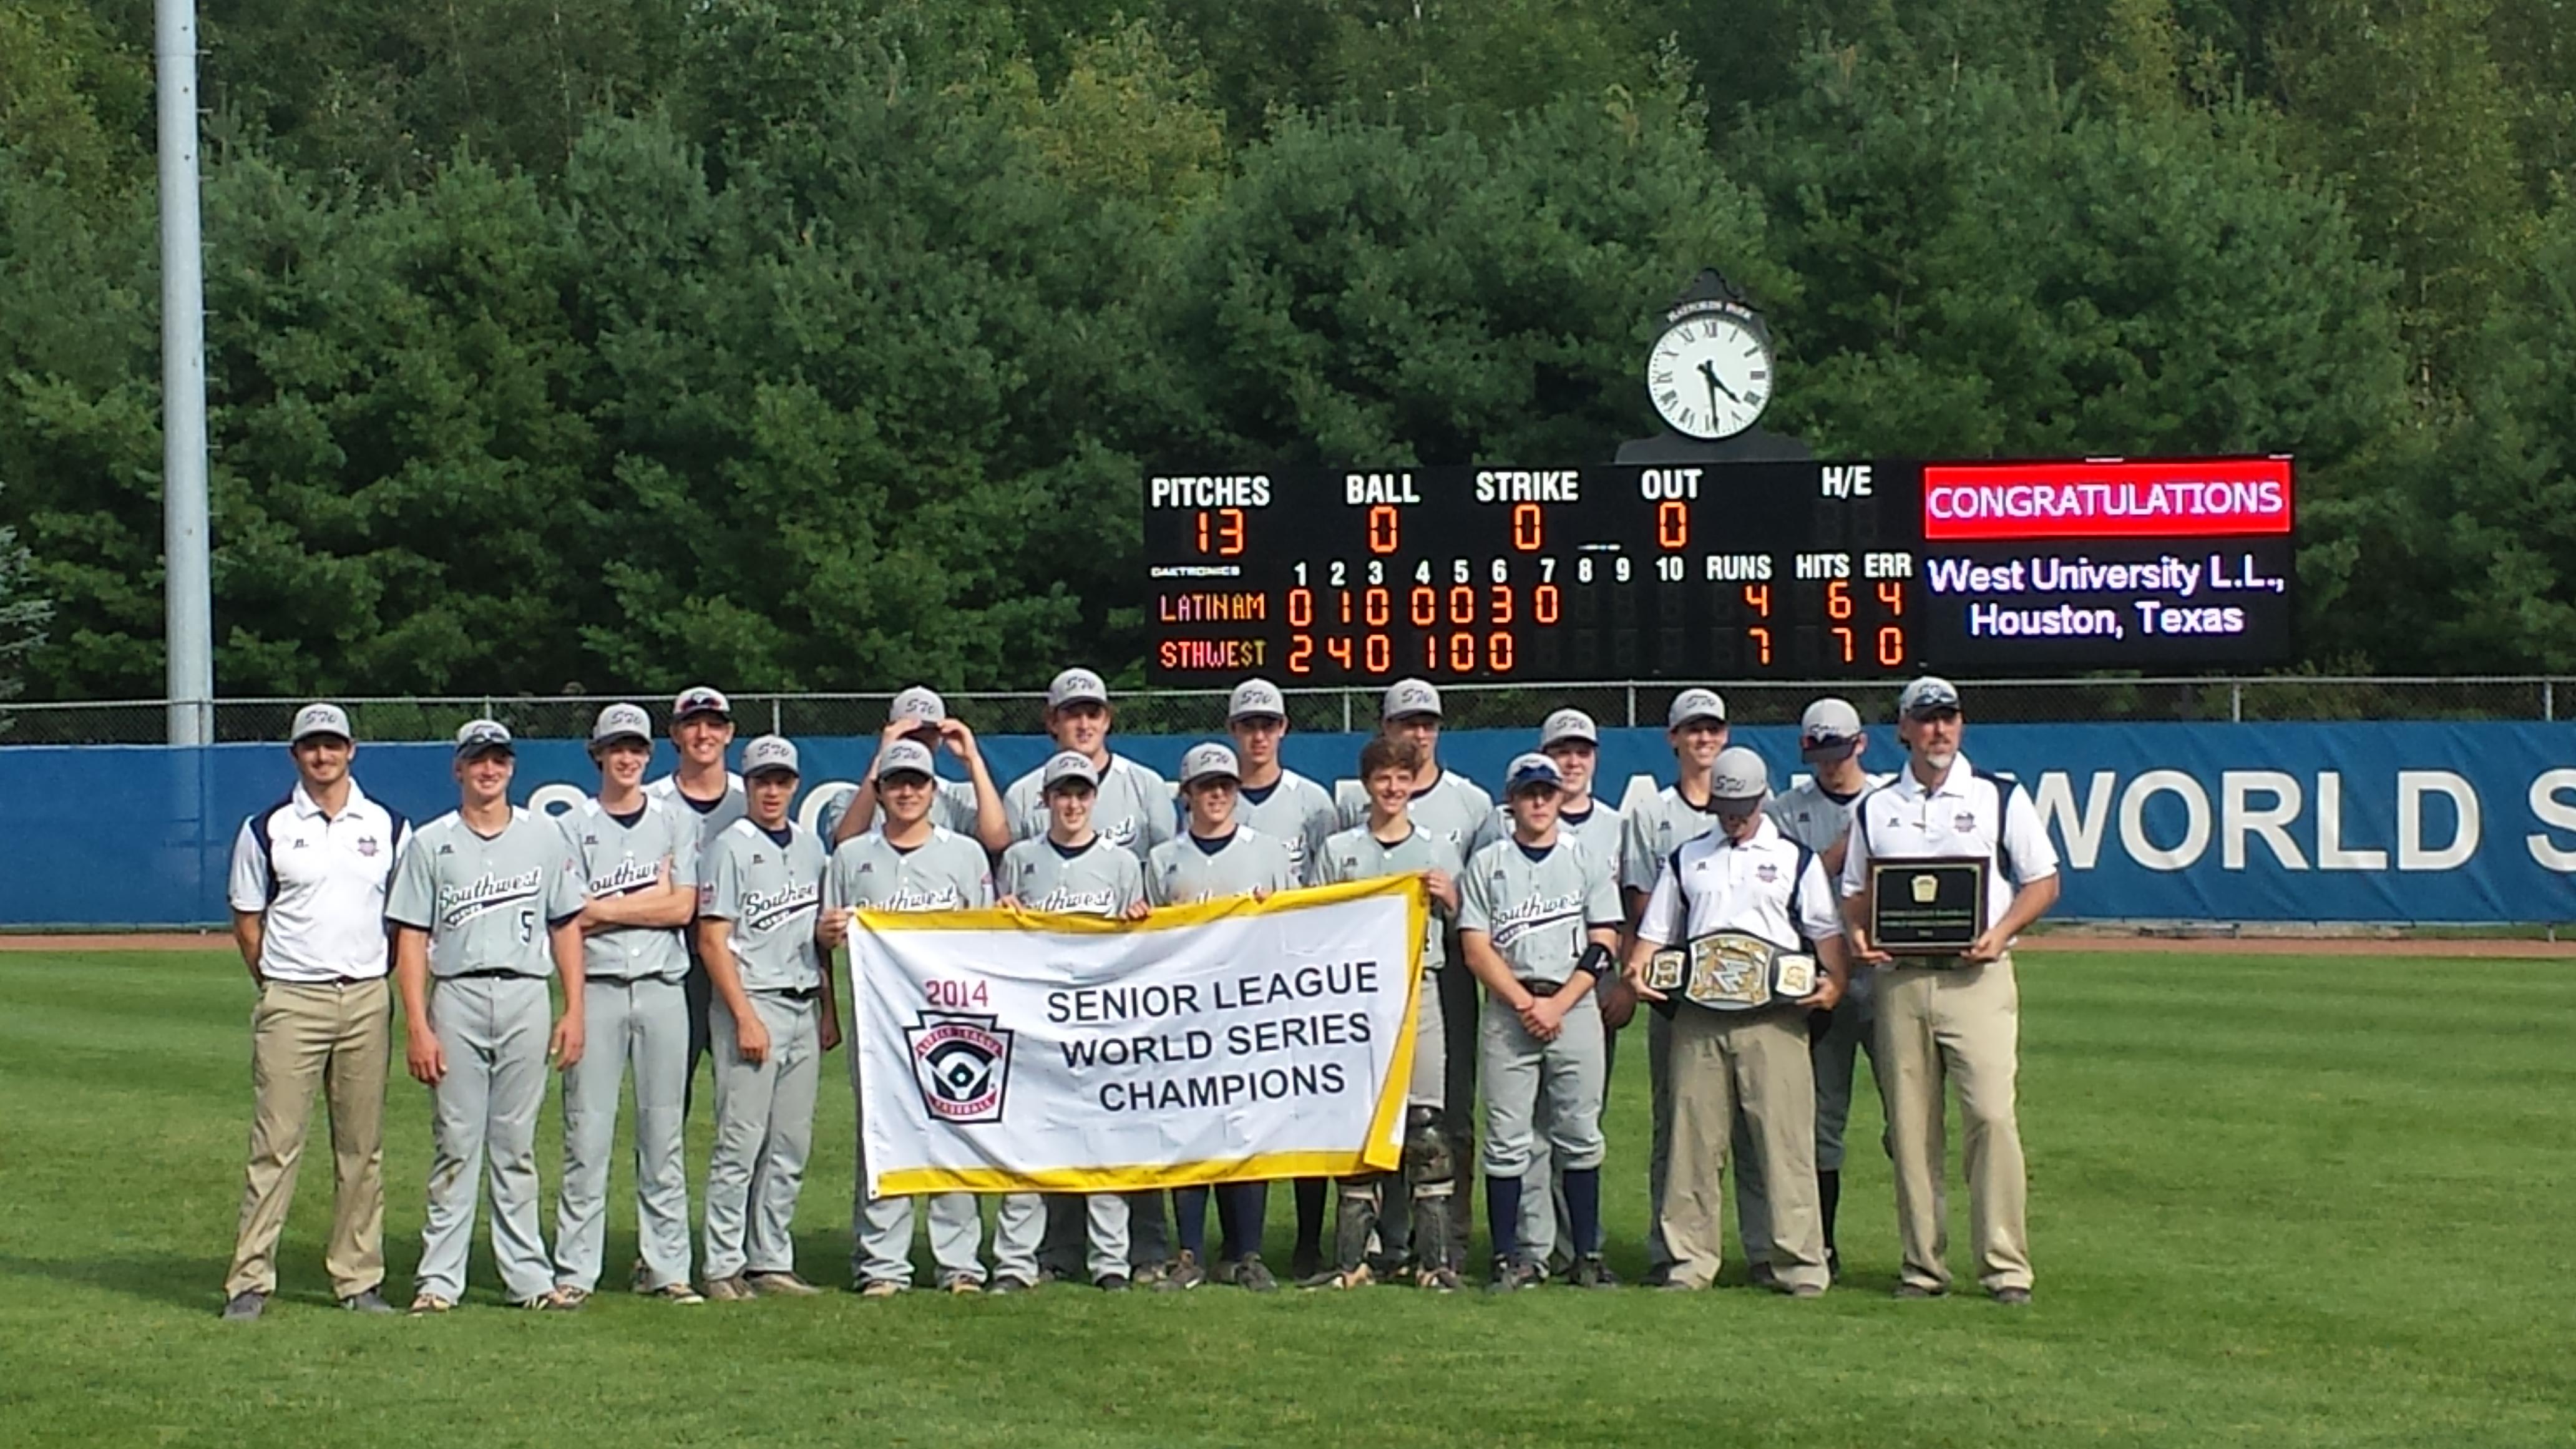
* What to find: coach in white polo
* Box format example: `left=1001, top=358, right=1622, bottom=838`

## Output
left=1840, top=676, right=2058, bottom=1305
left=220, top=703, right=410, bottom=1320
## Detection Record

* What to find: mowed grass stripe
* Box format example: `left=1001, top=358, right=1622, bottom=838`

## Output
left=1, top=949, right=2569, bottom=1447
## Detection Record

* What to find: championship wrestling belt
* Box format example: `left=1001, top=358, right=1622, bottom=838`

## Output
left=1642, top=930, right=1818, bottom=1013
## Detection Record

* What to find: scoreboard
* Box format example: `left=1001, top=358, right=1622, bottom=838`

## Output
left=1143, top=456, right=2295, bottom=683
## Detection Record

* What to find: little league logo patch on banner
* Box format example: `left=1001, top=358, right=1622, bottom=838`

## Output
left=905, top=1013, right=1014, bottom=1124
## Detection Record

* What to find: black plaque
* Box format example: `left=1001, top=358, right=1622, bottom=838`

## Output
left=1868, top=857, right=1989, bottom=955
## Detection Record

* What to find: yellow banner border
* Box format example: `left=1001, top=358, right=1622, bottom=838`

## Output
left=856, top=875, right=1428, bottom=1194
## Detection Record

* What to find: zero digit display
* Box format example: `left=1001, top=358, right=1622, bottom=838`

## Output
left=1143, top=457, right=2293, bottom=683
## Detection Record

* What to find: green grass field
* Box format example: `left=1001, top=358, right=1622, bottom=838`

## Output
left=3, top=949, right=2570, bottom=1448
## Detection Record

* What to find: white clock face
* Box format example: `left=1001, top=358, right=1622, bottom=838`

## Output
left=1646, top=315, right=1772, bottom=439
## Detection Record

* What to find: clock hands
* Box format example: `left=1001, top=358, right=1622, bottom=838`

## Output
left=1699, top=357, right=1742, bottom=407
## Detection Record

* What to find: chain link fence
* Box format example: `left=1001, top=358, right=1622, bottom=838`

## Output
left=3, top=677, right=2572, bottom=744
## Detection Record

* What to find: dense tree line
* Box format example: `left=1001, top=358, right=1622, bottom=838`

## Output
left=2, top=0, right=2572, bottom=696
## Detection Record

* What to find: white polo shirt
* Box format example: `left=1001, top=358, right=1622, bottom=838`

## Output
left=1636, top=816, right=1844, bottom=951
left=228, top=782, right=411, bottom=982
left=1840, top=753, right=2059, bottom=934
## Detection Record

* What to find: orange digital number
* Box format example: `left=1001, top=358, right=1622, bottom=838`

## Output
left=1448, top=633, right=1475, bottom=671
left=1410, top=587, right=1437, bottom=627
left=1448, top=585, right=1474, bottom=625
left=1488, top=632, right=1516, bottom=671
left=1656, top=500, right=1688, bottom=550
left=1511, top=503, right=1543, bottom=552
left=1489, top=585, right=1515, bottom=624
left=1877, top=580, right=1905, bottom=615
left=1365, top=587, right=1390, bottom=628
left=1827, top=579, right=1853, bottom=620
left=1749, top=626, right=1773, bottom=665
left=1194, top=507, right=1246, bottom=556
left=1365, top=633, right=1391, bottom=672
left=1367, top=505, right=1400, bottom=555
left=1289, top=634, right=1314, bottom=674
left=1327, top=636, right=1354, bottom=670
left=1535, top=584, right=1561, bottom=625
left=1878, top=626, right=1906, bottom=666
left=1742, top=583, right=1771, bottom=617
left=1288, top=588, right=1314, bottom=628
left=1831, top=625, right=1855, bottom=663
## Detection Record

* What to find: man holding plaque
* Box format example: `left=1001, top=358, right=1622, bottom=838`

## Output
left=1840, top=676, right=2059, bottom=1305
left=1623, top=747, right=1849, bottom=1295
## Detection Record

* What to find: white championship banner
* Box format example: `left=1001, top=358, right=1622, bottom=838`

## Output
left=851, top=876, right=1427, bottom=1197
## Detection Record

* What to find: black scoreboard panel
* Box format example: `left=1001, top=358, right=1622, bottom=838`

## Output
left=1144, top=457, right=2294, bottom=684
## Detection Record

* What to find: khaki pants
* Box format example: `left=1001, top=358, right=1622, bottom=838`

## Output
left=1875, top=957, right=2031, bottom=1294
left=1659, top=1007, right=1825, bottom=1291
left=225, top=978, right=391, bottom=1299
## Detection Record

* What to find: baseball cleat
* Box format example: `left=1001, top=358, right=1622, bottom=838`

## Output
left=1154, top=1250, right=1207, bottom=1292
left=1299, top=1264, right=1373, bottom=1290
left=854, top=1279, right=906, bottom=1300
left=406, top=1292, right=454, bottom=1316
left=1093, top=1273, right=1130, bottom=1292
left=1746, top=1261, right=1780, bottom=1291
left=747, top=1272, right=822, bottom=1297
left=643, top=1283, right=705, bottom=1305
left=1414, top=1265, right=1464, bottom=1293
left=1128, top=1259, right=1169, bottom=1288
left=1567, top=1255, right=1619, bottom=1290
left=629, top=1257, right=651, bottom=1294
left=1990, top=1287, right=2032, bottom=1306
left=1223, top=1256, right=1280, bottom=1292
left=1486, top=1258, right=1542, bottom=1294
left=942, top=1276, right=982, bottom=1296
left=702, top=1276, right=757, bottom=1302
left=987, top=1276, right=1034, bottom=1296
left=1891, top=1282, right=1946, bottom=1300
left=522, top=1287, right=584, bottom=1310
left=220, top=1290, right=266, bottom=1322
left=339, top=1289, right=397, bottom=1315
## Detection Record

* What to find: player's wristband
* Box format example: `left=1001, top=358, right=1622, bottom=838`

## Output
left=1576, top=942, right=1614, bottom=980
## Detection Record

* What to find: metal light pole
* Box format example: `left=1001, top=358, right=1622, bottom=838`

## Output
left=157, top=0, right=213, bottom=745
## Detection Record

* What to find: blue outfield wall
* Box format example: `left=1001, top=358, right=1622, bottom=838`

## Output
left=4, top=721, right=2574, bottom=927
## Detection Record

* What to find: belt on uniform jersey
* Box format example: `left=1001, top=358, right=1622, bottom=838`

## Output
left=445, top=968, right=534, bottom=982
left=754, top=985, right=822, bottom=1002
left=1514, top=978, right=1566, bottom=997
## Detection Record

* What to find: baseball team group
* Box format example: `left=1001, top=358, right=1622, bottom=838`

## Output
left=217, top=667, right=2059, bottom=1320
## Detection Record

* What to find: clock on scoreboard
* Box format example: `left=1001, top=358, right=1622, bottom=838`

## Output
left=1143, top=455, right=2295, bottom=683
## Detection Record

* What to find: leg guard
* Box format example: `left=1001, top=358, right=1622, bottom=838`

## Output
left=1333, top=1178, right=1381, bottom=1275
left=1402, top=1106, right=1458, bottom=1271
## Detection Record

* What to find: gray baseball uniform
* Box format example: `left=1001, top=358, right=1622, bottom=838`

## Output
left=1618, top=781, right=1727, bottom=1271
left=648, top=770, right=746, bottom=1096
left=1315, top=824, right=1458, bottom=1107
left=1145, top=826, right=1300, bottom=906
left=1003, top=835, right=1152, bottom=1282
left=552, top=796, right=699, bottom=1294
left=829, top=827, right=998, bottom=1290
left=698, top=818, right=829, bottom=1282
left=1234, top=771, right=1339, bottom=885
left=1734, top=773, right=1888, bottom=1267
left=1002, top=755, right=1176, bottom=857
left=385, top=809, right=587, bottom=1304
left=1458, top=835, right=1622, bottom=1186
left=1516, top=800, right=1624, bottom=1266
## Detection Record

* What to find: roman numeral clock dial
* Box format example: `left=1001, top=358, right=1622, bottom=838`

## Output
left=1647, top=313, right=1772, bottom=440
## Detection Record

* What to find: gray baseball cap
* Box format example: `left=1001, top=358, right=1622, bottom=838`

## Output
left=1048, top=668, right=1110, bottom=710
left=1898, top=676, right=1964, bottom=719
left=741, top=734, right=800, bottom=779
left=1667, top=688, right=1727, bottom=729
left=875, top=738, right=936, bottom=782
left=590, top=702, right=653, bottom=748
left=1711, top=746, right=1770, bottom=812
left=290, top=702, right=351, bottom=744
left=889, top=686, right=947, bottom=732
left=1539, top=708, right=1598, bottom=748
left=1799, top=698, right=1865, bottom=759
left=1042, top=749, right=1100, bottom=791
left=1504, top=751, right=1563, bottom=795
left=454, top=718, right=514, bottom=759
left=1180, top=741, right=1241, bottom=786
left=1227, top=678, right=1287, bottom=723
left=1383, top=678, right=1442, bottom=720
left=673, top=685, right=731, bottom=722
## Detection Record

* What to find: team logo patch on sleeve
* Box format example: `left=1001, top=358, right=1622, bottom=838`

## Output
left=905, top=1013, right=1014, bottom=1124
